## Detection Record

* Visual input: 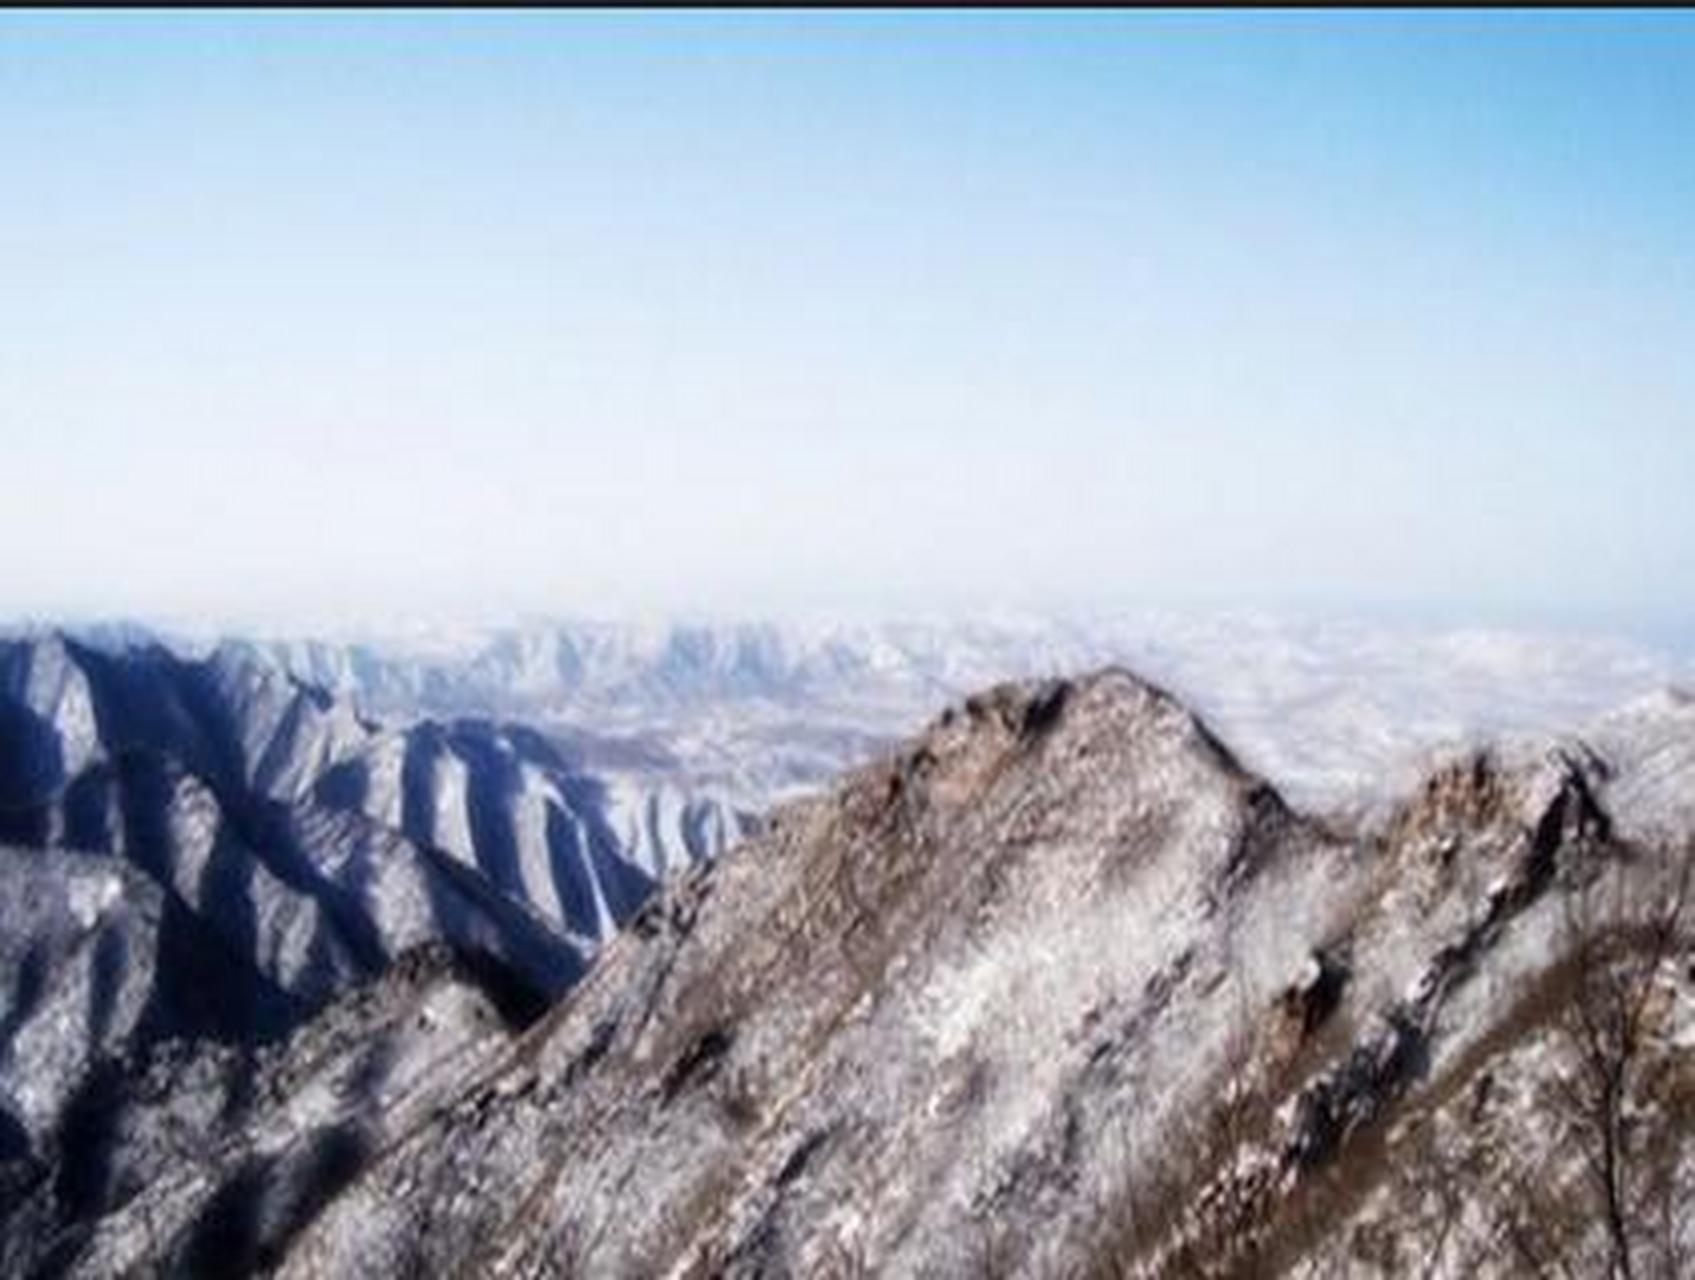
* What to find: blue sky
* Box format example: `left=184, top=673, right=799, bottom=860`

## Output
left=3, top=13, right=1692, bottom=634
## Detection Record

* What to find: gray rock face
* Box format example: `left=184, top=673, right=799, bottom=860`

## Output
left=266, top=669, right=1695, bottom=1278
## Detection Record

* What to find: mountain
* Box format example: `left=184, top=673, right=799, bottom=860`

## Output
left=0, top=635, right=754, bottom=1200
left=260, top=670, right=1689, bottom=1279
left=0, top=630, right=754, bottom=944
left=216, top=668, right=1682, bottom=1278
left=5, top=650, right=1693, bottom=1277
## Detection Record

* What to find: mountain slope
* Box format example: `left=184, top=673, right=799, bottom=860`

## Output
left=0, top=633, right=756, bottom=1231
left=267, top=669, right=1695, bottom=1278
left=0, top=634, right=590, bottom=1002
left=1, top=936, right=522, bottom=1279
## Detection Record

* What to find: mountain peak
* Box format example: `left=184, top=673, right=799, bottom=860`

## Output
left=5, top=641, right=1693, bottom=1278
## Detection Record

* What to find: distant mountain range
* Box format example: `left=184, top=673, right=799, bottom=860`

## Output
left=50, top=611, right=1690, bottom=811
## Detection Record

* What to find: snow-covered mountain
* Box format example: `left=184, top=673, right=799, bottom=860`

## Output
left=0, top=630, right=753, bottom=923
left=0, top=633, right=757, bottom=1189
left=15, top=665, right=1688, bottom=1278
left=3, top=622, right=1693, bottom=1277
left=281, top=677, right=1695, bottom=1276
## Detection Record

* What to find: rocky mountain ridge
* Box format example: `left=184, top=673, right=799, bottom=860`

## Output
left=272, top=671, right=1694, bottom=1278
left=3, top=657, right=1692, bottom=1277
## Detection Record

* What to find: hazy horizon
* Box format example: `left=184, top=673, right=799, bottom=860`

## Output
left=5, top=13, right=1693, bottom=636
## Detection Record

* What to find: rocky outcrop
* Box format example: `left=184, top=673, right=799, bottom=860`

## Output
left=265, top=669, right=1694, bottom=1278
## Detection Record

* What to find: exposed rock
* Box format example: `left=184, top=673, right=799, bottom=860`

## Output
left=270, top=670, right=1693, bottom=1277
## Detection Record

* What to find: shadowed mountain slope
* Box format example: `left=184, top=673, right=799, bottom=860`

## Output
left=0, top=634, right=755, bottom=1243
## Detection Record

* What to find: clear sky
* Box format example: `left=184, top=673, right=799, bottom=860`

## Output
left=3, top=13, right=1692, bottom=635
